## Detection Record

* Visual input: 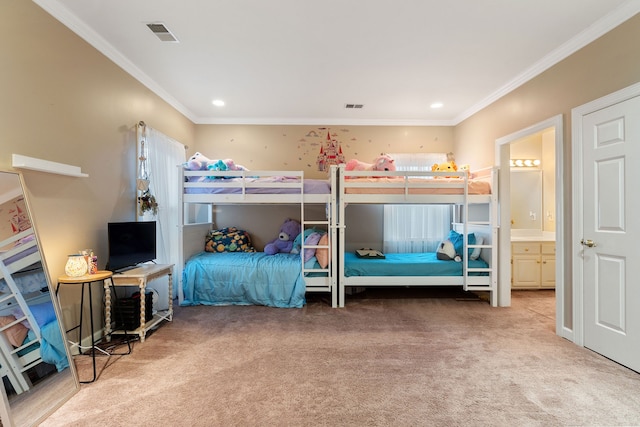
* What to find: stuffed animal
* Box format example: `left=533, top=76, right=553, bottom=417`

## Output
left=183, top=152, right=218, bottom=182
left=264, top=218, right=302, bottom=255
left=208, top=159, right=229, bottom=172
left=208, top=158, right=249, bottom=172
left=345, top=154, right=396, bottom=173
left=458, top=163, right=472, bottom=177
left=228, top=159, right=249, bottom=172
left=206, top=159, right=232, bottom=179
left=431, top=161, right=457, bottom=173
left=184, top=152, right=215, bottom=171
left=431, top=161, right=458, bottom=178
left=436, top=239, right=461, bottom=262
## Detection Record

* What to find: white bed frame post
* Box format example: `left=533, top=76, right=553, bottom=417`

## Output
left=491, top=167, right=499, bottom=306
left=330, top=165, right=338, bottom=308
left=337, top=165, right=346, bottom=308
left=463, top=169, right=469, bottom=290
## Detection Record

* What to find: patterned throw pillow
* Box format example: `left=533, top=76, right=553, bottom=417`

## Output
left=205, top=227, right=256, bottom=253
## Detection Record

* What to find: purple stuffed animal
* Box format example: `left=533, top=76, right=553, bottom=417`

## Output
left=264, top=219, right=301, bottom=255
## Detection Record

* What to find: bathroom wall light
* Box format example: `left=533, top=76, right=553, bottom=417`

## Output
left=510, top=159, right=541, bottom=168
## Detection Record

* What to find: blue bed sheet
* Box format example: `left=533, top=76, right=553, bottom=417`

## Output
left=344, top=252, right=489, bottom=277
left=40, top=320, right=69, bottom=371
left=20, top=319, right=69, bottom=372
left=181, top=252, right=306, bottom=308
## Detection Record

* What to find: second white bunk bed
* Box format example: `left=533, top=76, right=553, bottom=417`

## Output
left=337, top=165, right=499, bottom=307
left=178, top=165, right=338, bottom=308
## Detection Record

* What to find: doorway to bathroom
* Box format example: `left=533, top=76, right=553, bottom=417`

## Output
left=496, top=114, right=565, bottom=337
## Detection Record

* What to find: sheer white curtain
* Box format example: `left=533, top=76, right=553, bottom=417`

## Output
left=139, top=125, right=185, bottom=298
left=383, top=153, right=450, bottom=253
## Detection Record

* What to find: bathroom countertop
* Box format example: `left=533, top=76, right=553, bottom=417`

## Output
left=510, top=231, right=555, bottom=242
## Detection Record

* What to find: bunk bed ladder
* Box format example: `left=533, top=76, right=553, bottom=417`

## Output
left=0, top=257, right=42, bottom=394
left=300, top=166, right=338, bottom=307
left=462, top=166, right=498, bottom=306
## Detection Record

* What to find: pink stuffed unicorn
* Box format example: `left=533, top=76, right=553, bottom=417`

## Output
left=345, top=154, right=396, bottom=173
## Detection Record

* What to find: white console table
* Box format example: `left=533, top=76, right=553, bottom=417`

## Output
left=105, top=264, right=173, bottom=342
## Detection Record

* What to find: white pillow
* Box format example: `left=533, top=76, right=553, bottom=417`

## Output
left=470, top=236, right=483, bottom=260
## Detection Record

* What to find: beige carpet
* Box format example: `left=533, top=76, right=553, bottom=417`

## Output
left=39, top=289, right=640, bottom=426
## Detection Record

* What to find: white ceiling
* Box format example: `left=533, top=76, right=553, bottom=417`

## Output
left=34, top=0, right=639, bottom=126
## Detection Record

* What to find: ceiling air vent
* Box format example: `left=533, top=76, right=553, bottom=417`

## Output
left=146, top=23, right=179, bottom=42
left=345, top=104, right=364, bottom=109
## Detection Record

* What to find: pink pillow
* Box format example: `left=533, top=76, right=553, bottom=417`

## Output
left=316, top=234, right=330, bottom=268
left=0, top=315, right=29, bottom=347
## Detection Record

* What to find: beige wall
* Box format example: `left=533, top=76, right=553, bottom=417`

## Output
left=194, top=125, right=454, bottom=178
left=0, top=2, right=194, bottom=279
left=454, top=13, right=640, bottom=166
left=0, top=1, right=194, bottom=333
left=454, top=13, right=640, bottom=323
left=194, top=125, right=454, bottom=246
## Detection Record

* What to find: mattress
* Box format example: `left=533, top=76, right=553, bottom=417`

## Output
left=342, top=177, right=491, bottom=195
left=185, top=176, right=331, bottom=195
left=343, top=252, right=489, bottom=276
left=1, top=244, right=38, bottom=266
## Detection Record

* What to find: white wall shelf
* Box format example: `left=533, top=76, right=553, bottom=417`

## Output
left=12, top=154, right=88, bottom=178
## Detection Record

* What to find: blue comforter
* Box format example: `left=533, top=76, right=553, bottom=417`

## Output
left=344, top=252, right=489, bottom=276
left=20, top=319, right=69, bottom=372
left=39, top=320, right=69, bottom=371
left=181, top=252, right=306, bottom=308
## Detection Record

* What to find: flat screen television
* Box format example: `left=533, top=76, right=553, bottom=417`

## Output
left=106, top=221, right=157, bottom=272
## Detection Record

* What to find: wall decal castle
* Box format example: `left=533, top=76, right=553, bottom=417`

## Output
left=316, top=131, right=345, bottom=172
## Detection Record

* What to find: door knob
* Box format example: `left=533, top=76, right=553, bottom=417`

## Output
left=580, top=239, right=597, bottom=248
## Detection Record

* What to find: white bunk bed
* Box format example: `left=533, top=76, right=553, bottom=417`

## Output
left=0, top=228, right=67, bottom=395
left=337, top=165, right=499, bottom=308
left=178, top=166, right=338, bottom=308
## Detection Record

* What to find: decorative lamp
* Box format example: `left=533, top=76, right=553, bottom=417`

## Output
left=65, top=254, right=88, bottom=277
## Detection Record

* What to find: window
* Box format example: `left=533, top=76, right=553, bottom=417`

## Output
left=140, top=125, right=185, bottom=298
left=383, top=153, right=451, bottom=253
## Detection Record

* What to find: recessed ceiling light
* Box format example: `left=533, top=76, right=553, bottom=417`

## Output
left=212, top=100, right=225, bottom=107
left=430, top=102, right=443, bottom=109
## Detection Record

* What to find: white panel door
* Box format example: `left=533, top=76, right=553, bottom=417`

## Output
left=582, top=95, right=640, bottom=372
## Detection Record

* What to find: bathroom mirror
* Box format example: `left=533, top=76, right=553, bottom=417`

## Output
left=0, top=171, right=78, bottom=426
left=510, top=169, right=543, bottom=231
